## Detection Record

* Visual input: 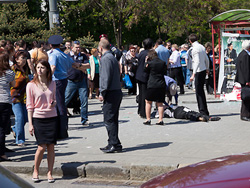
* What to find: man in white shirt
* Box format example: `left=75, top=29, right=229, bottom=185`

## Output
left=189, top=34, right=209, bottom=116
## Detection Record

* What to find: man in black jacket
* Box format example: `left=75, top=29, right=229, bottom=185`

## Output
left=224, top=43, right=237, bottom=64
left=235, top=40, right=250, bottom=121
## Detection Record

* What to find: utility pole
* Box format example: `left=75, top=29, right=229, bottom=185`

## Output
left=48, top=0, right=59, bottom=29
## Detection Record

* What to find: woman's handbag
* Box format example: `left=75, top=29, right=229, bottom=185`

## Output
left=123, top=74, right=133, bottom=89
left=241, top=86, right=250, bottom=100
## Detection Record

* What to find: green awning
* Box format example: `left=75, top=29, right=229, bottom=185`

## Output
left=210, top=9, right=250, bottom=22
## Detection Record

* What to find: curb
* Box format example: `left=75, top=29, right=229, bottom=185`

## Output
left=2, top=163, right=178, bottom=181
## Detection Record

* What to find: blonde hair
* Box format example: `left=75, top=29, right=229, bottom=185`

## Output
left=172, top=44, right=178, bottom=50
left=91, top=48, right=98, bottom=55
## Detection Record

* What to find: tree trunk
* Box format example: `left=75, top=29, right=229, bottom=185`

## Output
left=112, top=18, right=119, bottom=46
left=157, top=15, right=161, bottom=39
left=118, top=12, right=123, bottom=48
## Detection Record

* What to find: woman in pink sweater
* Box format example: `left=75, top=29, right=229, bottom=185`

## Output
left=26, top=60, right=57, bottom=183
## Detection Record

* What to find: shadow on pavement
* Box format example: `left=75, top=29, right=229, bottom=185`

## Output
left=120, top=105, right=138, bottom=110
left=69, top=120, right=129, bottom=130
left=214, top=113, right=239, bottom=117
left=166, top=120, right=199, bottom=126
left=124, top=142, right=172, bottom=152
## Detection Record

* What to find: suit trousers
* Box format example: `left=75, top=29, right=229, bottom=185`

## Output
left=170, top=67, right=185, bottom=93
left=195, top=70, right=209, bottom=116
left=137, top=81, right=147, bottom=118
left=103, top=90, right=123, bottom=146
left=240, top=85, right=250, bottom=118
left=55, top=79, right=68, bottom=139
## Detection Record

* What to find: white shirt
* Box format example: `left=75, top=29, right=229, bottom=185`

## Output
left=191, top=41, right=209, bottom=74
left=169, top=50, right=181, bottom=68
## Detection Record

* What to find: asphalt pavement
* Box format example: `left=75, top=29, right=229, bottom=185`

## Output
left=2, top=88, right=249, bottom=186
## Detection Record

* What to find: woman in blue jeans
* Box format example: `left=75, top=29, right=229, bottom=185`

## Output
left=11, top=51, right=29, bottom=146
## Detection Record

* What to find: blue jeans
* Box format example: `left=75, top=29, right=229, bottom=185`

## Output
left=12, top=102, right=28, bottom=144
left=186, top=69, right=191, bottom=86
left=65, top=79, right=88, bottom=124
left=182, top=66, right=187, bottom=84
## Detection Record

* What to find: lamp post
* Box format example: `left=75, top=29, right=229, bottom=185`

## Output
left=48, top=0, right=59, bottom=29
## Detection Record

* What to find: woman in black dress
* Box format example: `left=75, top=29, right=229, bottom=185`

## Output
left=144, top=50, right=167, bottom=125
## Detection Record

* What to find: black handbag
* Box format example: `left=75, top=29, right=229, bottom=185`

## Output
left=241, top=86, right=250, bottom=100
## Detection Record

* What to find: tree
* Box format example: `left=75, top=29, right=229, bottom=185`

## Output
left=0, top=3, right=59, bottom=43
left=77, top=32, right=99, bottom=50
left=85, top=0, right=140, bottom=47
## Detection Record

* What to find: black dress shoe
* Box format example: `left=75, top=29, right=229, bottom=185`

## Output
left=5, top=147, right=15, bottom=153
left=102, top=145, right=123, bottom=153
left=209, top=117, right=221, bottom=121
left=241, top=117, right=250, bottom=121
left=100, top=145, right=110, bottom=151
left=0, top=156, right=12, bottom=162
left=156, top=121, right=164, bottom=125
left=143, top=120, right=151, bottom=125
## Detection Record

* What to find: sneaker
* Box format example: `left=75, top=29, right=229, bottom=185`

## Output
left=82, top=121, right=89, bottom=126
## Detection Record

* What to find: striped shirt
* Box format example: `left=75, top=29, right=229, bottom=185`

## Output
left=0, top=69, right=15, bottom=104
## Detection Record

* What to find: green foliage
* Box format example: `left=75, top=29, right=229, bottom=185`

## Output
left=76, top=32, right=99, bottom=50
left=0, top=3, right=58, bottom=43
left=1, top=0, right=250, bottom=47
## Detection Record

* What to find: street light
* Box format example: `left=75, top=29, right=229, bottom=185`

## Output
left=0, top=0, right=27, bottom=2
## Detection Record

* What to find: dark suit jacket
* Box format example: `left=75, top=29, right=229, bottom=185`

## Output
left=235, top=50, right=250, bottom=85
left=224, top=48, right=237, bottom=64
left=136, top=50, right=149, bottom=83
left=144, top=57, right=167, bottom=89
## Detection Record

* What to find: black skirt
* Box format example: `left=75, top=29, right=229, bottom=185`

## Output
left=145, top=88, right=165, bottom=103
left=93, top=73, right=99, bottom=88
left=32, top=117, right=58, bottom=145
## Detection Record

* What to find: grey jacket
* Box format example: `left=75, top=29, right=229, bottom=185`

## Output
left=99, top=51, right=121, bottom=97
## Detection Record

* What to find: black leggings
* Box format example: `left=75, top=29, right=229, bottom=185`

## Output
left=0, top=103, right=11, bottom=156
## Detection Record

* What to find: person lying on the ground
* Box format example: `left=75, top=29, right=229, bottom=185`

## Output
left=164, top=105, right=221, bottom=122
left=154, top=104, right=221, bottom=122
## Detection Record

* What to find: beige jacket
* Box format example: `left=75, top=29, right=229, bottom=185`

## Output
left=89, top=55, right=100, bottom=80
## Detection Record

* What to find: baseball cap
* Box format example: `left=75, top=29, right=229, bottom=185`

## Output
left=99, top=34, right=108, bottom=39
left=48, top=35, right=63, bottom=45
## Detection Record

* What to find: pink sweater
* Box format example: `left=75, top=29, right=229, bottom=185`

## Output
left=26, top=81, right=57, bottom=118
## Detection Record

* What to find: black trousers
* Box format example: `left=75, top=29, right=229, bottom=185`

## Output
left=137, top=80, right=147, bottom=118
left=103, top=90, right=123, bottom=146
left=205, top=71, right=214, bottom=94
left=195, top=70, right=209, bottom=116
left=55, top=79, right=68, bottom=139
left=128, top=75, right=137, bottom=95
left=170, top=67, right=185, bottom=93
left=240, top=85, right=250, bottom=118
left=0, top=103, right=11, bottom=156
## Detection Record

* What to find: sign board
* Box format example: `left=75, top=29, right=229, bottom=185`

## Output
left=218, top=32, right=250, bottom=93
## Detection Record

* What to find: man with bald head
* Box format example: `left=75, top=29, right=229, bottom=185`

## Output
left=98, top=39, right=123, bottom=153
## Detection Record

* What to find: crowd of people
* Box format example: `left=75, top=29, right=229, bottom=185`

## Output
left=4, top=32, right=249, bottom=183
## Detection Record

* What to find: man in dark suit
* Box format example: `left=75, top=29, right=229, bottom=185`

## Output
left=224, top=43, right=237, bottom=64
left=235, top=40, right=250, bottom=121
left=98, top=39, right=123, bottom=153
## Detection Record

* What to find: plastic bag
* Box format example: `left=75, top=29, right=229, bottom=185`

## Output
left=123, top=74, right=133, bottom=89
